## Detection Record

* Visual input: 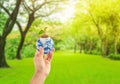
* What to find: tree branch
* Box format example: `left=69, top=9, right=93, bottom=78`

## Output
left=35, top=8, right=56, bottom=18
left=88, top=10, right=103, bottom=39
left=1, top=5, right=23, bottom=34
left=34, top=0, right=60, bottom=12
left=34, top=1, right=47, bottom=12
left=16, top=21, right=23, bottom=34
left=0, top=5, right=11, bottom=16
left=30, top=0, right=35, bottom=10
left=23, top=0, right=33, bottom=13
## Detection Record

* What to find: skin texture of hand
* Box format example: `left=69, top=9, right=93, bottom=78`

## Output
left=30, top=47, right=53, bottom=84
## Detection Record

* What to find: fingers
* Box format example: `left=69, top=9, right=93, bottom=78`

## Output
left=46, top=48, right=55, bottom=62
left=35, top=47, right=44, bottom=59
left=46, top=51, right=53, bottom=62
left=35, top=50, right=39, bottom=57
left=52, top=48, right=55, bottom=52
left=39, top=47, right=44, bottom=57
left=35, top=47, right=54, bottom=62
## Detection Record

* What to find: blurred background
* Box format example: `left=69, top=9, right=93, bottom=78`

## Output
left=1, top=0, right=120, bottom=84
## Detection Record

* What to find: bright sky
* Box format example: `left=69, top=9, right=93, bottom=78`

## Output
left=48, top=1, right=76, bottom=23
left=4, top=0, right=77, bottom=30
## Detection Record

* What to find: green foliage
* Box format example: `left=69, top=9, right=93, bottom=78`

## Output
left=90, top=49, right=100, bottom=55
left=2, top=0, right=120, bottom=60
left=5, top=31, right=36, bottom=59
left=21, top=32, right=37, bottom=58
left=68, top=0, right=120, bottom=57
left=5, top=33, right=20, bottom=59
left=0, top=12, right=7, bottom=35
left=108, top=54, right=120, bottom=60
left=4, top=19, right=65, bottom=59
left=87, top=0, right=120, bottom=55
left=21, top=45, right=35, bottom=58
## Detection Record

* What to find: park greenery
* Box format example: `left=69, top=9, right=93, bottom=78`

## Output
left=0, top=0, right=120, bottom=66
left=71, top=0, right=120, bottom=58
left=1, top=0, right=120, bottom=83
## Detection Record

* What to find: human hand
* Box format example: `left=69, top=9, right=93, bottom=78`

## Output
left=30, top=47, right=54, bottom=84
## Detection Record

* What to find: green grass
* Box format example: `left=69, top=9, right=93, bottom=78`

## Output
left=0, top=51, right=120, bottom=84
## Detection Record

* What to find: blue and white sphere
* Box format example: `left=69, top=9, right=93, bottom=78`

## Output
left=36, top=37, right=54, bottom=54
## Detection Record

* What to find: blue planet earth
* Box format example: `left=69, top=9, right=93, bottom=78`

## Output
left=36, top=37, right=54, bottom=54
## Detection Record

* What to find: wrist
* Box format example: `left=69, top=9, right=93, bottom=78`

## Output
left=30, top=71, right=46, bottom=84
left=35, top=68, right=49, bottom=77
left=35, top=70, right=47, bottom=81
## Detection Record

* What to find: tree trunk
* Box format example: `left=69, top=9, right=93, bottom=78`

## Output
left=16, top=35, right=25, bottom=59
left=79, top=45, right=81, bottom=53
left=0, top=37, right=9, bottom=67
left=88, top=40, right=92, bottom=54
left=74, top=43, right=77, bottom=53
left=0, top=0, right=22, bottom=68
left=101, top=40, right=108, bottom=56
left=16, top=13, right=35, bottom=59
left=114, top=39, right=117, bottom=55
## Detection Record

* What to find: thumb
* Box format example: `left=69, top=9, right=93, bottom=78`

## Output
left=46, top=51, right=53, bottom=62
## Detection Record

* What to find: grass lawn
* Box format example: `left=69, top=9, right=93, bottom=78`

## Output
left=0, top=51, right=120, bottom=84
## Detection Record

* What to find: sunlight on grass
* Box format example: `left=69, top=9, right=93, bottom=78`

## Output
left=0, top=52, right=120, bottom=84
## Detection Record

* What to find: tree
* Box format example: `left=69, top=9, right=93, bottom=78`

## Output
left=69, top=0, right=120, bottom=56
left=69, top=1, right=99, bottom=53
left=87, top=0, right=120, bottom=56
left=16, top=0, right=66, bottom=59
left=71, top=0, right=120, bottom=56
left=0, top=0, right=22, bottom=67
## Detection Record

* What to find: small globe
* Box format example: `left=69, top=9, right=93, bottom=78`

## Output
left=36, top=37, right=54, bottom=54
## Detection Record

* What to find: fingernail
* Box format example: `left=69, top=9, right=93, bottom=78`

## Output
left=39, top=47, right=42, bottom=49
